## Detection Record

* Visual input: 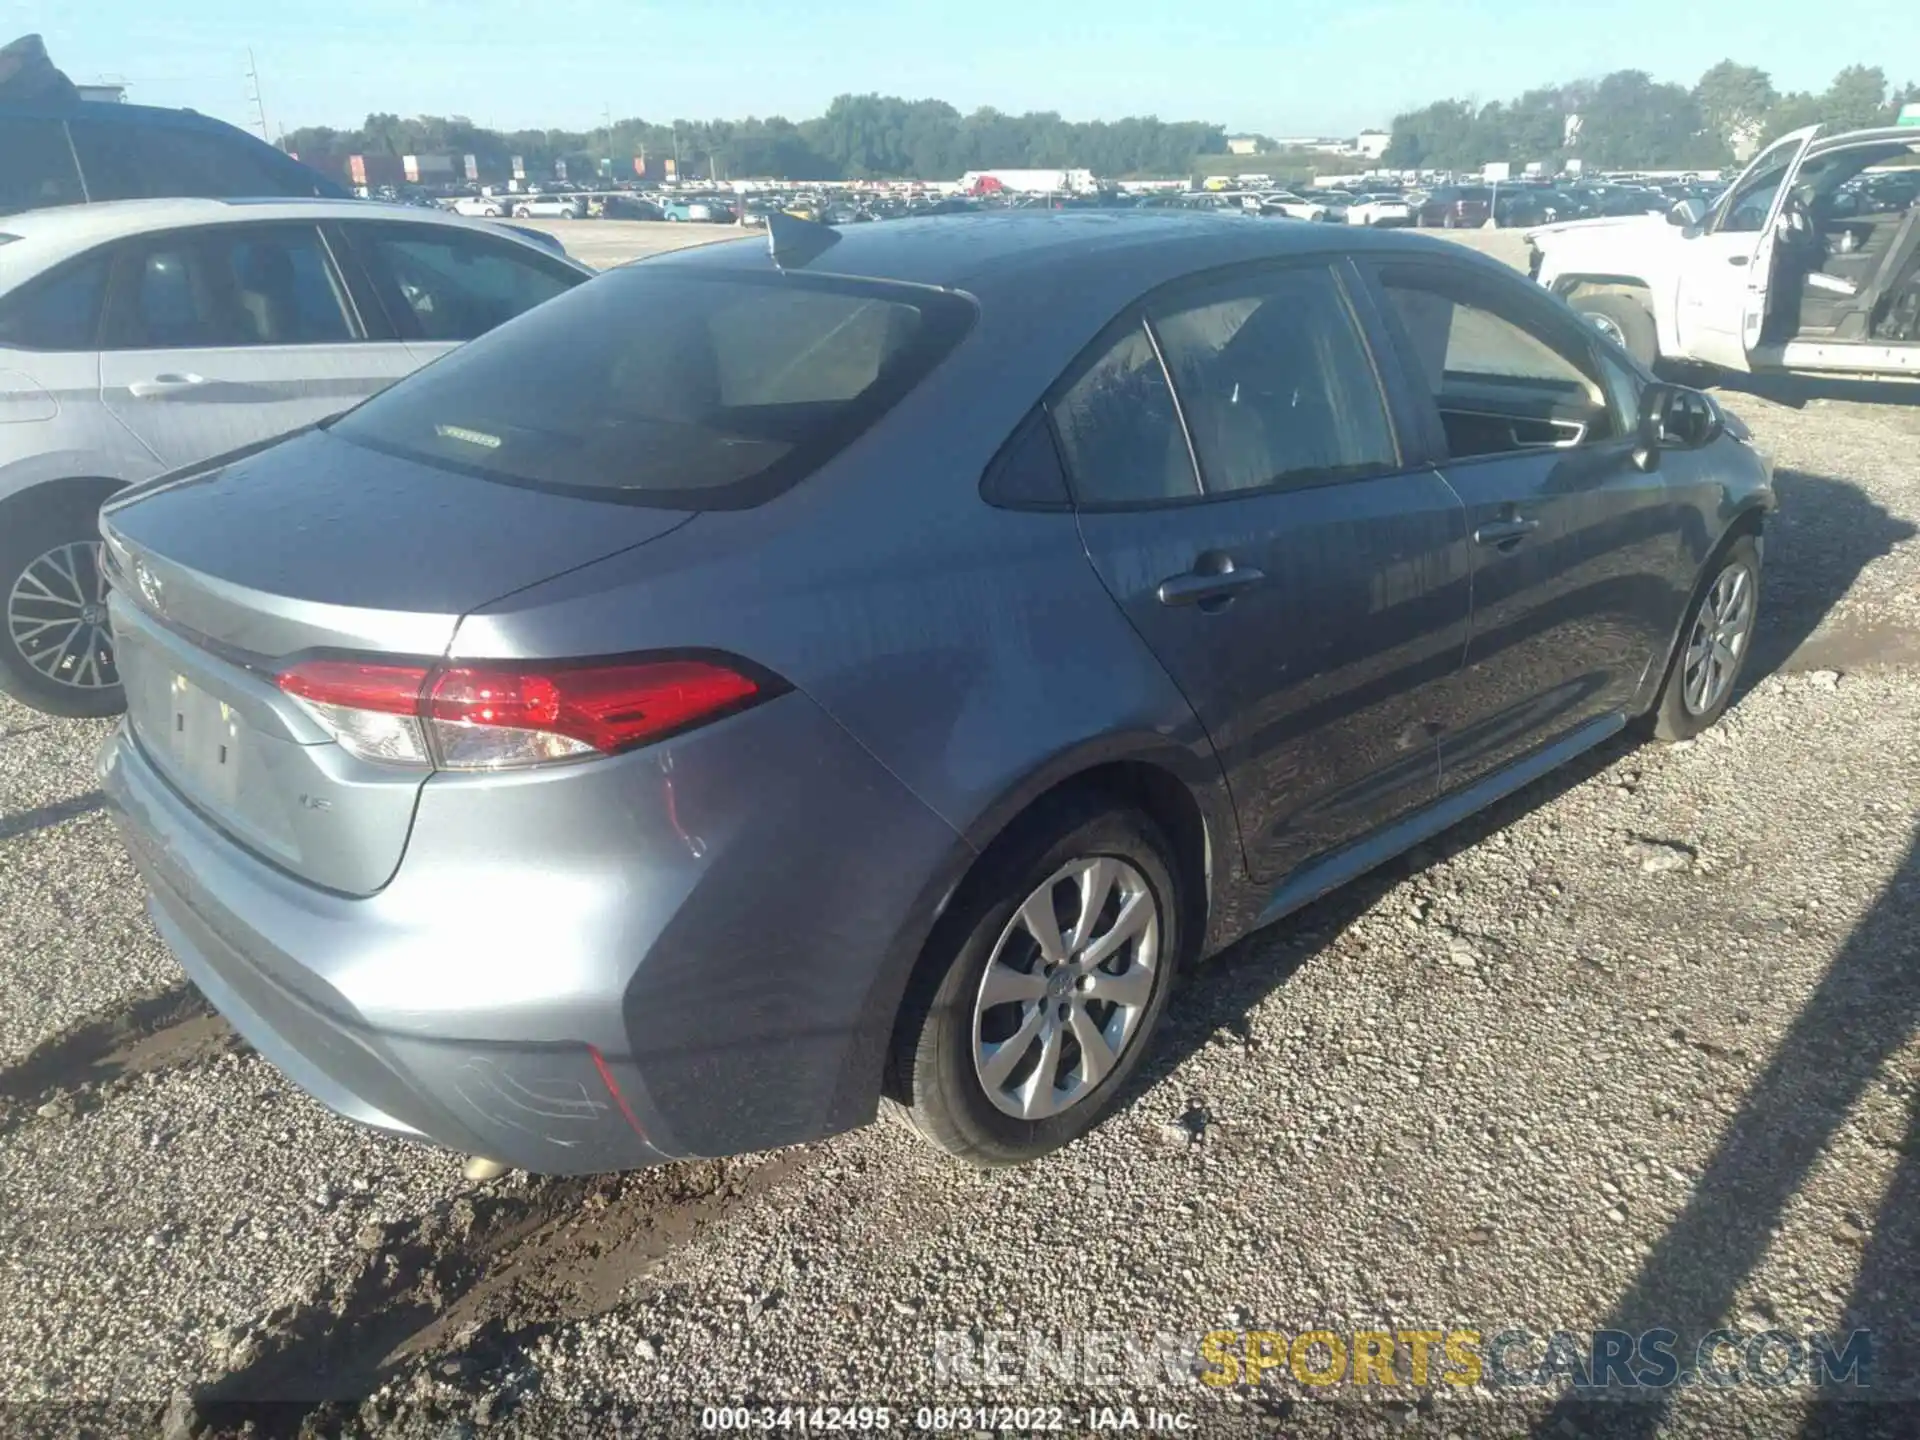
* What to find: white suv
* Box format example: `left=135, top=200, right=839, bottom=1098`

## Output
left=1529, top=125, right=1920, bottom=384
left=513, top=193, right=586, bottom=220
left=0, top=197, right=591, bottom=715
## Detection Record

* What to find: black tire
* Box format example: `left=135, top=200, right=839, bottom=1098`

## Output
left=0, top=489, right=125, bottom=718
left=891, top=796, right=1182, bottom=1166
left=1571, top=292, right=1659, bottom=369
left=1646, top=536, right=1761, bottom=742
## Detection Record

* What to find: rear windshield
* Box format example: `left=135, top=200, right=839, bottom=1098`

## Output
left=331, top=266, right=974, bottom=507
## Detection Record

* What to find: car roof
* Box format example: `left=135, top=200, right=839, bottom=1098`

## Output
left=645, top=209, right=1489, bottom=306
left=0, top=100, right=348, bottom=193
left=0, top=197, right=589, bottom=290
left=1809, top=125, right=1920, bottom=157
left=0, top=96, right=253, bottom=133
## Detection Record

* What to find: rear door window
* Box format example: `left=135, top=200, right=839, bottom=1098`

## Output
left=0, top=117, right=86, bottom=214
left=0, top=255, right=109, bottom=350
left=328, top=267, right=975, bottom=507
left=1148, top=264, right=1398, bottom=495
left=342, top=223, right=579, bottom=341
left=104, top=224, right=357, bottom=349
left=1049, top=323, right=1197, bottom=505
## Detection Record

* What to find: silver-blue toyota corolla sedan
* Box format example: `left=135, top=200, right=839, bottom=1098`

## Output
left=98, top=212, right=1773, bottom=1172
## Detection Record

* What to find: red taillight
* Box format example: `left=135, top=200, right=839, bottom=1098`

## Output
left=426, top=660, right=762, bottom=764
left=277, top=660, right=431, bottom=714
left=276, top=655, right=767, bottom=771
left=277, top=660, right=435, bottom=767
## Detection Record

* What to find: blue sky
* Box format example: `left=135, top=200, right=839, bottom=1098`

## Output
left=15, top=0, right=1909, bottom=139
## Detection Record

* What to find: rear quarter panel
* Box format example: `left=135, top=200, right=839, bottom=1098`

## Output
left=0, top=400, right=159, bottom=507
left=450, top=264, right=1243, bottom=992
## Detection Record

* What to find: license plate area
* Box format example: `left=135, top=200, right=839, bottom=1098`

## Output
left=159, top=673, right=247, bottom=811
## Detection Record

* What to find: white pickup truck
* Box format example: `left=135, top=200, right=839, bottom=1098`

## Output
left=1528, top=125, right=1920, bottom=384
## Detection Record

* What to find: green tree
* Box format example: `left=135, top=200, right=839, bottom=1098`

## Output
left=1577, top=70, right=1714, bottom=168
left=1822, top=65, right=1890, bottom=130
left=1693, top=61, right=1777, bottom=153
left=1382, top=99, right=1478, bottom=168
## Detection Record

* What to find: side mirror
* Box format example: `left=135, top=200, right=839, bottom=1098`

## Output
left=1635, top=382, right=1724, bottom=470
left=1668, top=198, right=1705, bottom=228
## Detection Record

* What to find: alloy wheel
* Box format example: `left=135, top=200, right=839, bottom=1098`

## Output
left=971, top=856, right=1161, bottom=1120
left=6, top=540, right=118, bottom=692
left=1682, top=560, right=1755, bottom=715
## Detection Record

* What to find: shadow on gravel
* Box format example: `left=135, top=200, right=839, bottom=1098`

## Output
left=1530, top=827, right=1920, bottom=1439
left=0, top=980, right=221, bottom=1116
left=1737, top=469, right=1916, bottom=687
left=1123, top=728, right=1636, bottom=1121
left=0, top=790, right=105, bottom=843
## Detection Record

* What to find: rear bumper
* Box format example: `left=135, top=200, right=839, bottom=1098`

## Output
left=99, top=691, right=968, bottom=1173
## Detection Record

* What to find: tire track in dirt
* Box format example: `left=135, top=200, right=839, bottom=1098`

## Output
left=0, top=981, right=236, bottom=1132
left=186, top=1148, right=814, bottom=1432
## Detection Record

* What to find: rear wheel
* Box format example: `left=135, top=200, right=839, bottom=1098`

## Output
left=0, top=492, right=124, bottom=718
left=892, top=798, right=1180, bottom=1166
left=1571, top=292, right=1658, bottom=368
left=1647, top=536, right=1761, bottom=741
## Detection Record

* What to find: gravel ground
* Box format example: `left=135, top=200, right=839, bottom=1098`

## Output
left=0, top=248, right=1916, bottom=1438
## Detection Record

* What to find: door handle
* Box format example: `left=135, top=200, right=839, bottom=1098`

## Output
left=1728, top=255, right=1750, bottom=267
left=1156, top=557, right=1267, bottom=608
left=1473, top=517, right=1541, bottom=546
left=126, top=373, right=207, bottom=398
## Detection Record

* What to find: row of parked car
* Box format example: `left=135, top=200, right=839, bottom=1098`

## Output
left=403, top=175, right=1760, bottom=238
left=1403, top=178, right=1729, bottom=229
left=1134, top=179, right=1735, bottom=232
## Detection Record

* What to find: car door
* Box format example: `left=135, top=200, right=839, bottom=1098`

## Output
left=1674, top=126, right=1820, bottom=371
left=96, top=222, right=417, bottom=469
left=1065, top=259, right=1473, bottom=885
left=333, top=220, right=584, bottom=368
left=1363, top=258, right=1686, bottom=794
left=0, top=252, right=107, bottom=431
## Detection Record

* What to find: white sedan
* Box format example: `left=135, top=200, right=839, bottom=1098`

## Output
left=1256, top=191, right=1330, bottom=222
left=0, top=197, right=591, bottom=716
left=448, top=194, right=506, bottom=217
left=1346, top=193, right=1414, bottom=227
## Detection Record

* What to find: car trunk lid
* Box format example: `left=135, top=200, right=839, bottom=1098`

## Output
left=100, top=429, right=693, bottom=895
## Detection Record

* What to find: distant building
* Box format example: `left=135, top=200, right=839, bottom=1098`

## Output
left=1226, top=136, right=1263, bottom=156
left=1355, top=129, right=1390, bottom=160
left=76, top=82, right=127, bottom=103
left=1271, top=136, right=1351, bottom=155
